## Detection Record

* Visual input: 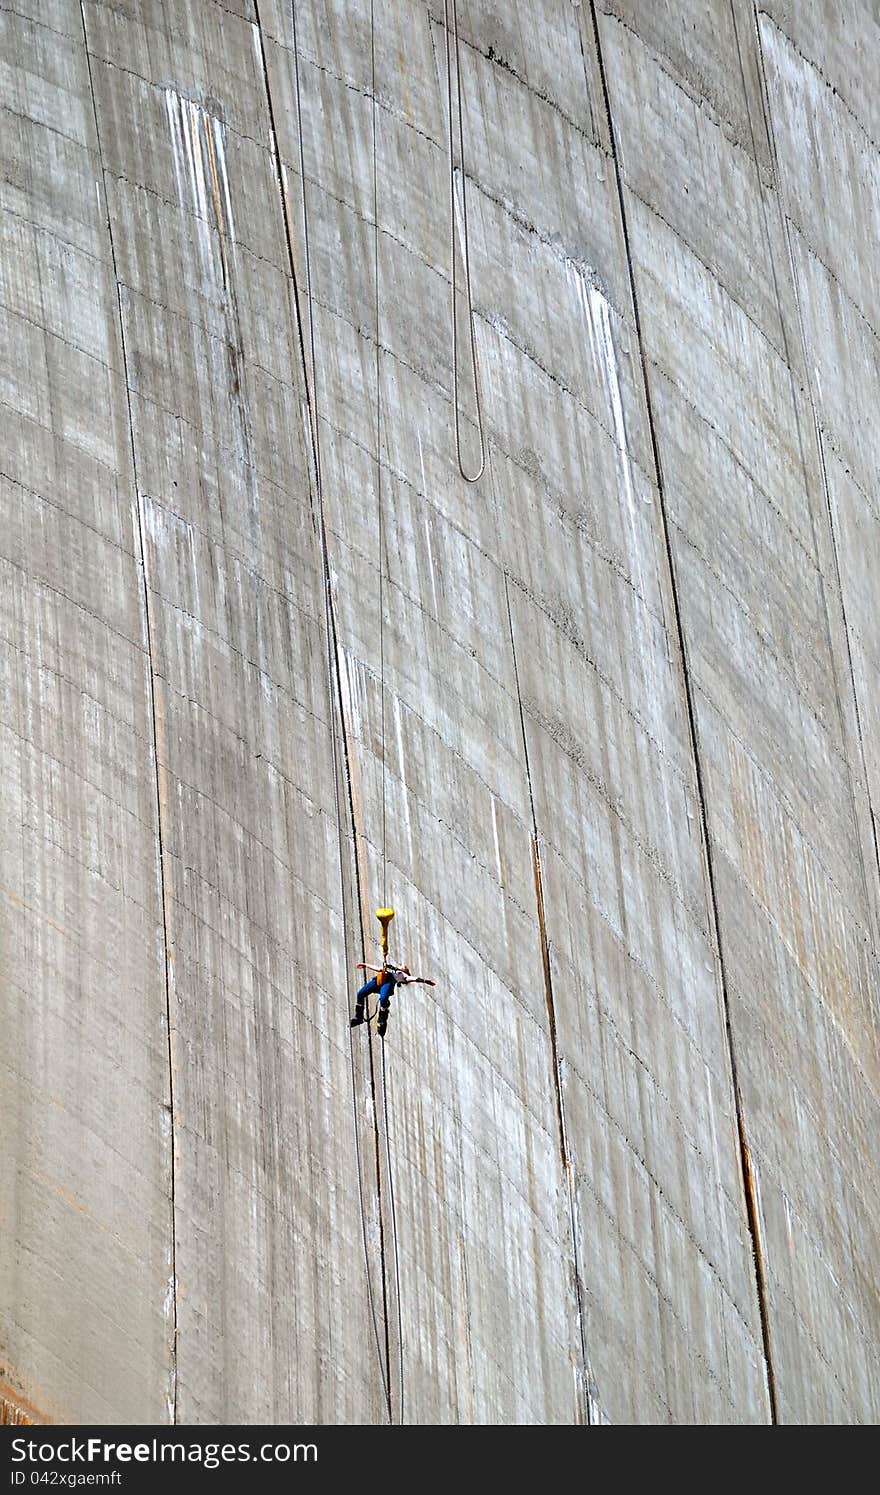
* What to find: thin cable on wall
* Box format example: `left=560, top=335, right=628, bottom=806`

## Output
left=289, top=2, right=322, bottom=498
left=445, top=0, right=485, bottom=483
left=289, top=0, right=392, bottom=1423
left=371, top=0, right=389, bottom=909
left=371, top=0, right=406, bottom=1427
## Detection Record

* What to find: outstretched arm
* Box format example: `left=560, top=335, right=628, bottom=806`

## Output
left=403, top=975, right=435, bottom=986
left=356, top=963, right=383, bottom=974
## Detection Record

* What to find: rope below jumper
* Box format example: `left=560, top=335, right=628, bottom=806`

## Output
left=444, top=0, right=485, bottom=482
left=381, top=1038, right=404, bottom=1425
left=290, top=0, right=391, bottom=1423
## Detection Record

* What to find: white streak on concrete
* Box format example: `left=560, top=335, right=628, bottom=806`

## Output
left=583, top=274, right=641, bottom=511
left=163, top=1272, right=176, bottom=1322
left=490, top=792, right=503, bottom=888
left=164, top=88, right=187, bottom=209
left=188, top=101, right=210, bottom=226
left=301, top=399, right=317, bottom=489
left=211, top=116, right=236, bottom=245
left=178, top=96, right=199, bottom=213
left=572, top=264, right=678, bottom=853
left=165, top=89, right=236, bottom=283
left=451, top=164, right=467, bottom=265
left=783, top=1189, right=794, bottom=1246
left=338, top=646, right=362, bottom=741
left=187, top=521, right=201, bottom=622
left=574, top=267, right=651, bottom=626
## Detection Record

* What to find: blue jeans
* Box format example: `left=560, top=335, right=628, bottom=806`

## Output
left=357, top=975, right=394, bottom=1010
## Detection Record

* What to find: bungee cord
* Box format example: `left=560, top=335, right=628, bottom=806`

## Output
left=371, top=0, right=406, bottom=1424
left=444, top=0, right=485, bottom=483
left=289, top=0, right=392, bottom=1422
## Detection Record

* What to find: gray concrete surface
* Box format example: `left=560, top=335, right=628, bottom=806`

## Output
left=1, top=0, right=877, bottom=1424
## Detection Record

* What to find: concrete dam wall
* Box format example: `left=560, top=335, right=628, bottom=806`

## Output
left=1, top=0, right=878, bottom=1425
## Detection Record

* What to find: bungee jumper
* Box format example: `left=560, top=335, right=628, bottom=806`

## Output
left=350, top=908, right=435, bottom=1038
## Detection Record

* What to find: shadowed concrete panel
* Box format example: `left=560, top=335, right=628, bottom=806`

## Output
left=0, top=3, right=172, bottom=1423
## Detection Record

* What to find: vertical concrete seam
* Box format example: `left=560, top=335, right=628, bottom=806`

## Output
left=251, top=1, right=394, bottom=1423
left=585, top=0, right=778, bottom=1423
left=747, top=4, right=880, bottom=937
left=78, top=1, right=179, bottom=1423
left=503, top=572, right=592, bottom=1426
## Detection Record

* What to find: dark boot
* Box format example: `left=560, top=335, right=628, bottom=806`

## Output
left=350, top=1003, right=365, bottom=1028
left=377, top=1002, right=390, bottom=1038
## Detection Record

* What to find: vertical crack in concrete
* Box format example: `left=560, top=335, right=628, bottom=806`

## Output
left=251, top=2, right=394, bottom=1423
left=78, top=2, right=179, bottom=1424
left=746, top=4, right=880, bottom=939
left=585, top=0, right=779, bottom=1423
left=531, top=834, right=566, bottom=1162
left=504, top=573, right=592, bottom=1426
left=738, top=1119, right=776, bottom=1408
